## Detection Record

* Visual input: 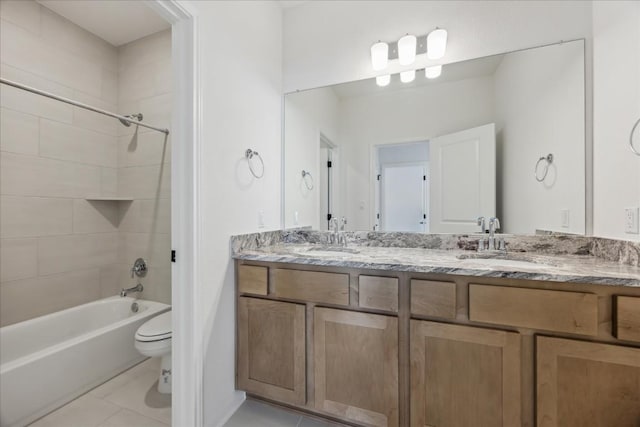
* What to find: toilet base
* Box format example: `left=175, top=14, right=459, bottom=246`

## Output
left=157, top=353, right=171, bottom=394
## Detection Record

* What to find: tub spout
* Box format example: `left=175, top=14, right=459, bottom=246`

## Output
left=120, top=283, right=143, bottom=297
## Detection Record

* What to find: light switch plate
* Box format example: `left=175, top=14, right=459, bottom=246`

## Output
left=625, top=207, right=639, bottom=234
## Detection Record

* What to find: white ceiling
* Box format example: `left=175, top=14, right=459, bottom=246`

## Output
left=37, top=1, right=170, bottom=46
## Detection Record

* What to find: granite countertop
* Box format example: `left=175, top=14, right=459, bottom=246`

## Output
left=231, top=231, right=640, bottom=287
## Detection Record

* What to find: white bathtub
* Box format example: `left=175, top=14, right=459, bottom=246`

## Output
left=0, top=296, right=170, bottom=427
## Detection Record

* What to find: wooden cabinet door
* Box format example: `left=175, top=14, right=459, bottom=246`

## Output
left=537, top=336, right=640, bottom=427
left=314, top=307, right=398, bottom=427
left=410, top=320, right=521, bottom=427
left=237, top=297, right=306, bottom=405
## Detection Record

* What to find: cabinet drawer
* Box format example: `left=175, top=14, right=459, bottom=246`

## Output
left=273, top=269, right=349, bottom=306
left=469, top=284, right=598, bottom=336
left=614, top=296, right=640, bottom=342
left=359, top=275, right=398, bottom=312
left=237, top=265, right=268, bottom=295
left=411, top=280, right=456, bottom=319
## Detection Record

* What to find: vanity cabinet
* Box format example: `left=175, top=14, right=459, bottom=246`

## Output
left=536, top=336, right=640, bottom=427
left=235, top=261, right=640, bottom=427
left=237, top=297, right=306, bottom=405
left=314, top=307, right=399, bottom=427
left=410, top=320, right=521, bottom=427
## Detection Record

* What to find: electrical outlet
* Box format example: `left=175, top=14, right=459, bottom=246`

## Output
left=625, top=207, right=639, bottom=234
left=258, top=210, right=265, bottom=228
left=293, top=211, right=299, bottom=225
left=560, top=209, right=570, bottom=228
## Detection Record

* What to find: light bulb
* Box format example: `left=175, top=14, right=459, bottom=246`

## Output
left=427, top=28, right=447, bottom=60
left=370, top=41, right=389, bottom=71
left=425, top=65, right=442, bottom=79
left=400, top=69, right=415, bottom=83
left=398, top=34, right=417, bottom=65
left=376, top=74, right=391, bottom=87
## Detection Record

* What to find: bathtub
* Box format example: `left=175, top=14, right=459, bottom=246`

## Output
left=0, top=296, right=170, bottom=427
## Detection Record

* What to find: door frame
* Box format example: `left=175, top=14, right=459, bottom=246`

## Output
left=371, top=140, right=430, bottom=231
left=146, top=2, right=202, bottom=426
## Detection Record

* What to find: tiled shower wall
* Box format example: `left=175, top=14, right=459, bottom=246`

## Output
left=116, top=30, right=172, bottom=305
left=0, top=0, right=171, bottom=326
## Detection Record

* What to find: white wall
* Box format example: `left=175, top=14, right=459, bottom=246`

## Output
left=593, top=1, right=640, bottom=241
left=283, top=1, right=592, bottom=92
left=284, top=87, right=340, bottom=229
left=185, top=2, right=283, bottom=426
left=338, top=76, right=495, bottom=230
left=494, top=41, right=585, bottom=234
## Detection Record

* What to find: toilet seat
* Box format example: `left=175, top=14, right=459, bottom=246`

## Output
left=135, top=311, right=172, bottom=342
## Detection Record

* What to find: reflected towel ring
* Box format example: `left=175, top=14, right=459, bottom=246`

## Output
left=630, top=118, right=640, bottom=156
left=302, top=170, right=314, bottom=190
left=535, top=153, right=553, bottom=182
left=245, top=149, right=264, bottom=178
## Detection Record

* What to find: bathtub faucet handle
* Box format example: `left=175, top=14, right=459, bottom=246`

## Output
left=131, top=258, right=147, bottom=278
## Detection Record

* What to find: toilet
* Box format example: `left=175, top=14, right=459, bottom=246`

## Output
left=135, top=310, right=172, bottom=394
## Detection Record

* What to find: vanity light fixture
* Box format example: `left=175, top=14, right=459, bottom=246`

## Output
left=398, top=34, right=417, bottom=65
left=400, top=69, right=416, bottom=83
left=427, top=28, right=448, bottom=60
left=371, top=41, right=389, bottom=71
left=370, top=29, right=448, bottom=85
left=425, top=65, right=442, bottom=79
left=376, top=75, right=391, bottom=87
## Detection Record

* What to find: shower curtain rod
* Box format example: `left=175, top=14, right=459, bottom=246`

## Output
left=0, top=78, right=170, bottom=135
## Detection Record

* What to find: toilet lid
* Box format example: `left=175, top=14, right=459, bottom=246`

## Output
left=136, top=311, right=172, bottom=342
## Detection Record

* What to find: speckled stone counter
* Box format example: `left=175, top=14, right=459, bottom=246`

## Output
left=231, top=230, right=640, bottom=287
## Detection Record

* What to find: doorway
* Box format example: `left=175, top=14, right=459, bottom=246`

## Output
left=319, top=134, right=337, bottom=231
left=375, top=142, right=429, bottom=232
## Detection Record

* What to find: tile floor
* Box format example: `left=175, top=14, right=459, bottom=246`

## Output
left=224, top=399, right=345, bottom=427
left=29, top=361, right=342, bottom=427
left=29, top=358, right=170, bottom=427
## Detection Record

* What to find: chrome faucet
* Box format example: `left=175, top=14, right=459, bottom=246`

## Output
left=338, top=217, right=347, bottom=246
left=120, top=283, right=143, bottom=297
left=329, top=217, right=339, bottom=244
left=488, top=217, right=501, bottom=251
left=477, top=216, right=486, bottom=233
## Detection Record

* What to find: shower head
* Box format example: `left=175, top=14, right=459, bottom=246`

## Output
left=119, top=113, right=143, bottom=127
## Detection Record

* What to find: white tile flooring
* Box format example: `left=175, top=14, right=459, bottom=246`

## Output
left=29, top=358, right=170, bottom=427
left=28, top=361, right=343, bottom=427
left=224, top=399, right=345, bottom=427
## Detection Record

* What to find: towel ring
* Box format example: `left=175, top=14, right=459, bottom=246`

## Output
left=535, top=153, right=553, bottom=182
left=630, top=117, right=640, bottom=156
left=301, top=170, right=314, bottom=190
left=245, top=149, right=264, bottom=178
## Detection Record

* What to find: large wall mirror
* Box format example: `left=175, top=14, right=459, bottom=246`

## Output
left=284, top=40, right=586, bottom=234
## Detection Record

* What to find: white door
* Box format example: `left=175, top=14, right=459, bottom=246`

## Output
left=381, top=163, right=427, bottom=232
left=429, top=123, right=496, bottom=233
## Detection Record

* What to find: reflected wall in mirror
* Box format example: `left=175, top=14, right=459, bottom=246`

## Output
left=284, top=40, right=586, bottom=234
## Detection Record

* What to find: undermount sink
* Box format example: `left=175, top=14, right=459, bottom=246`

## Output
left=301, top=246, right=361, bottom=256
left=456, top=252, right=555, bottom=270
